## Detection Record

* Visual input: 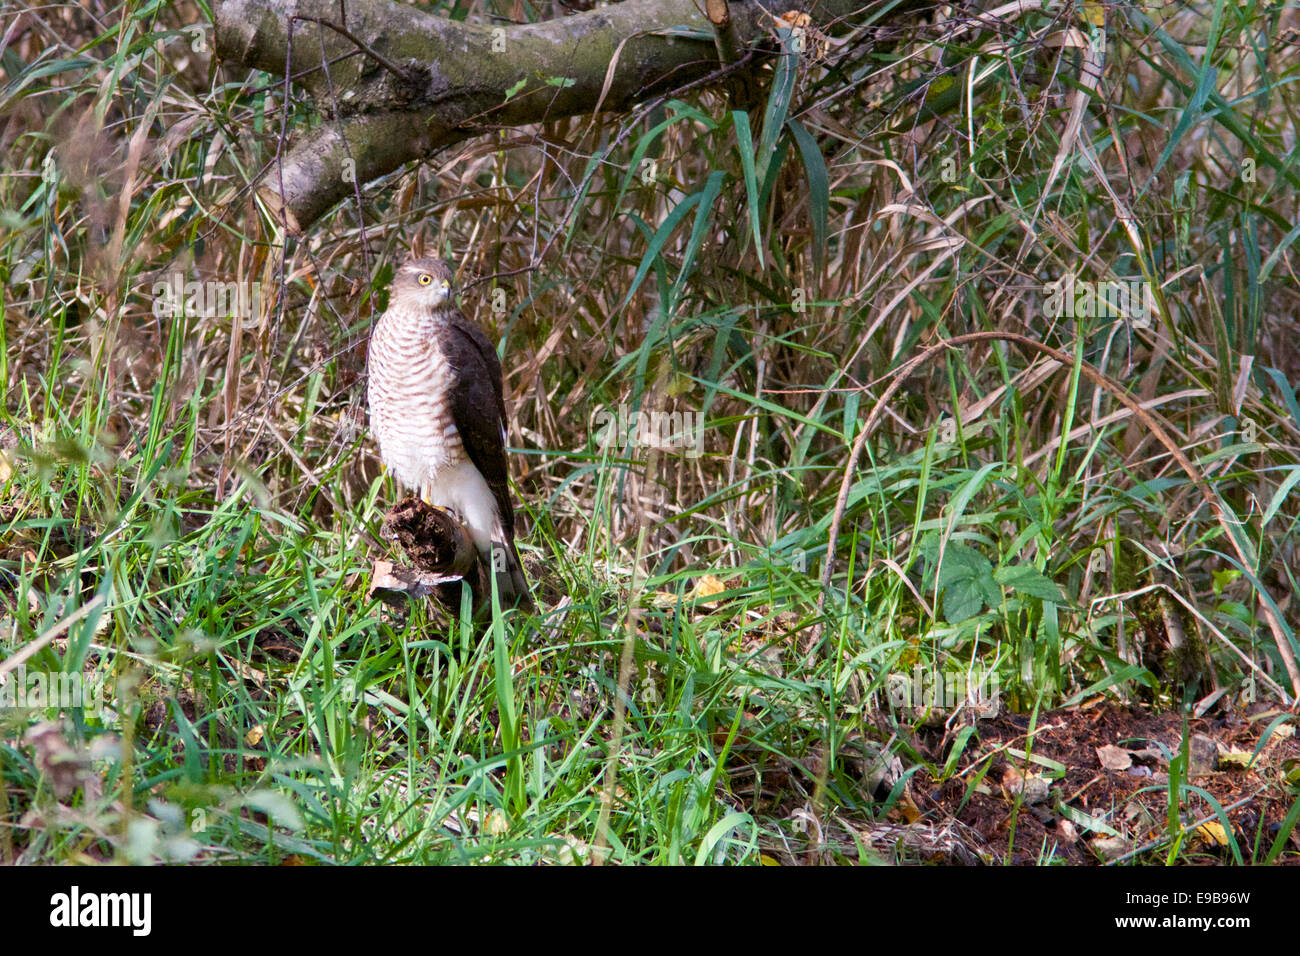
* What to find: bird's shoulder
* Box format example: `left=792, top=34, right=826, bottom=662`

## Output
left=440, top=307, right=502, bottom=374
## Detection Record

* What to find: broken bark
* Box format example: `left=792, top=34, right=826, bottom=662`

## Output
left=371, top=496, right=488, bottom=612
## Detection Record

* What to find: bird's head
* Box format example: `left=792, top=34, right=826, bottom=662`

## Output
left=392, top=257, right=455, bottom=310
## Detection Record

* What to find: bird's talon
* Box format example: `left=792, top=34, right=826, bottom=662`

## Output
left=431, top=503, right=465, bottom=525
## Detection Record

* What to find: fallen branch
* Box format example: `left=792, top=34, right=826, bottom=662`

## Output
left=372, top=497, right=487, bottom=612
left=213, top=0, right=916, bottom=229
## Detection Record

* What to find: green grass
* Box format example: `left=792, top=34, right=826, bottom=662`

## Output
left=2, top=0, right=1300, bottom=864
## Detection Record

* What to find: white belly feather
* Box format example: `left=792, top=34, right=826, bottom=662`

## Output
left=367, top=307, right=503, bottom=553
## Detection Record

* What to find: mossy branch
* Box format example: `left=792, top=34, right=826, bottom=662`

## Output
left=213, top=0, right=907, bottom=229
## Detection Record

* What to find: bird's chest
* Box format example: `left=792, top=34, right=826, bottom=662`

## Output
left=367, top=314, right=465, bottom=486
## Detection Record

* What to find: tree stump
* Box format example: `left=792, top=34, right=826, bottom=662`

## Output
left=369, top=497, right=490, bottom=614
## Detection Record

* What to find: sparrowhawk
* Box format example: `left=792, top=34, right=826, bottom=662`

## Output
left=368, top=256, right=531, bottom=608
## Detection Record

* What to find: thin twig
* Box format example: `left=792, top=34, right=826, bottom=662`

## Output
left=291, top=15, right=418, bottom=87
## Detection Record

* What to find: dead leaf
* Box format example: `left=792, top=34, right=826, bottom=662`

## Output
left=24, top=721, right=90, bottom=799
left=1001, top=766, right=1051, bottom=804
left=369, top=558, right=462, bottom=601
left=1131, top=745, right=1169, bottom=767
left=1189, top=734, right=1218, bottom=778
left=889, top=788, right=922, bottom=824
left=1090, top=834, right=1130, bottom=862
left=1216, top=750, right=1254, bottom=770
left=555, top=835, right=609, bottom=865
left=692, top=575, right=725, bottom=601
left=228, top=658, right=269, bottom=687
left=1194, top=820, right=1230, bottom=847
left=1097, top=744, right=1133, bottom=771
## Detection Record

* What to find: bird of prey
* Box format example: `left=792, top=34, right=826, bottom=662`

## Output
left=367, top=257, right=531, bottom=608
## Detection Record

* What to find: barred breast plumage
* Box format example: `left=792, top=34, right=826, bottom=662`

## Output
left=366, top=256, right=532, bottom=609
left=367, top=304, right=463, bottom=490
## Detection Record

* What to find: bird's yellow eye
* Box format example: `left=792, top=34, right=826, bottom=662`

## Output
left=417, top=273, right=432, bottom=286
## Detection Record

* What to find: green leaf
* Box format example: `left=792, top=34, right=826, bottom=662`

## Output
left=937, top=543, right=996, bottom=622
left=787, top=119, right=829, bottom=272
left=1211, top=567, right=1242, bottom=596
left=995, top=565, right=1066, bottom=603
left=669, top=170, right=725, bottom=308
left=731, top=111, right=764, bottom=268
left=694, top=810, right=754, bottom=864
left=620, top=191, right=706, bottom=311
left=492, top=580, right=526, bottom=814
left=757, top=48, right=798, bottom=191
left=1267, top=793, right=1300, bottom=863
left=1262, top=366, right=1300, bottom=436
left=1062, top=664, right=1154, bottom=706
left=1151, top=0, right=1225, bottom=180
left=613, top=109, right=703, bottom=213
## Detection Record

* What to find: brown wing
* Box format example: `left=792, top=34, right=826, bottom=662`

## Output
left=442, top=307, right=515, bottom=537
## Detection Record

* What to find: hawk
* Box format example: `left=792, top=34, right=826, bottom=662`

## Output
left=368, top=257, right=531, bottom=608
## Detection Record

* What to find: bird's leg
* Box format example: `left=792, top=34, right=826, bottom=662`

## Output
left=419, top=479, right=465, bottom=525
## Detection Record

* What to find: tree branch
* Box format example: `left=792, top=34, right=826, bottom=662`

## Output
left=214, top=0, right=904, bottom=230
